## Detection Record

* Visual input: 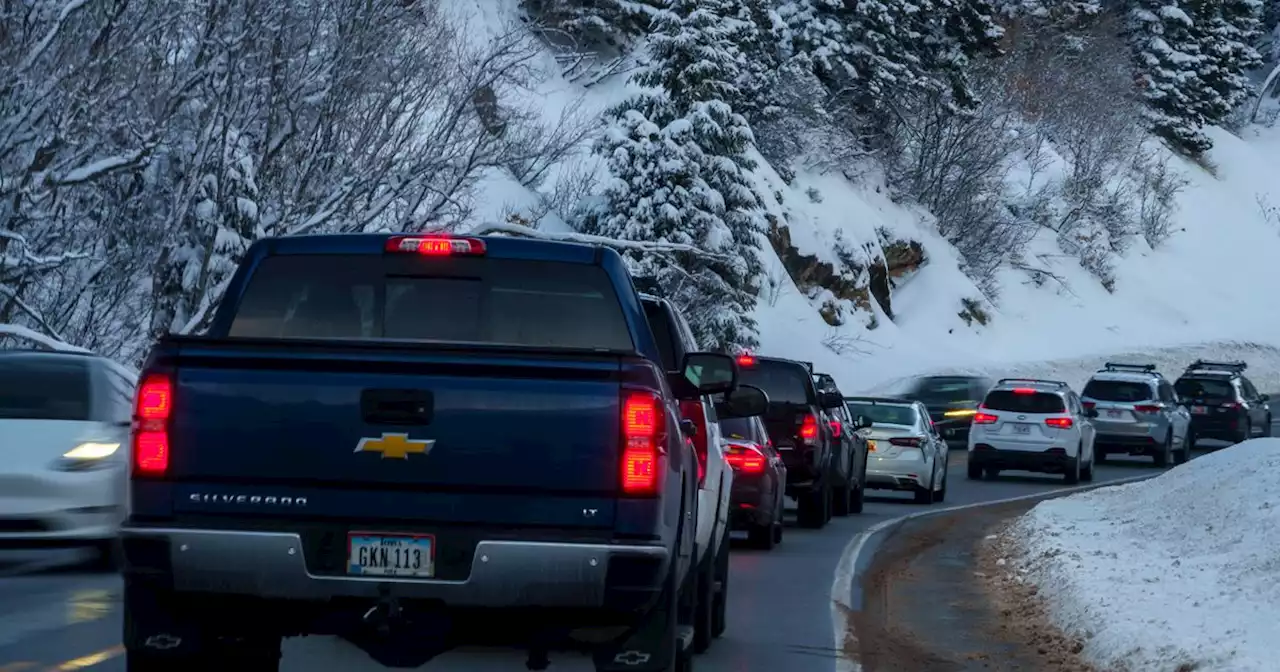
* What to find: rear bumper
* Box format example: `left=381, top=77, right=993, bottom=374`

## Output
left=866, top=462, right=927, bottom=491
left=120, top=527, right=670, bottom=609
left=969, top=445, right=1072, bottom=472
left=1188, top=416, right=1246, bottom=441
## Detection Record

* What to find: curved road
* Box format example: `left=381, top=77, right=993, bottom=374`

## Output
left=0, top=431, right=1262, bottom=671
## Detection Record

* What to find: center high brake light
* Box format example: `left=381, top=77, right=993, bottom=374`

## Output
left=622, top=391, right=664, bottom=495
left=736, top=352, right=756, bottom=367
left=133, top=374, right=173, bottom=476
left=384, top=235, right=486, bottom=256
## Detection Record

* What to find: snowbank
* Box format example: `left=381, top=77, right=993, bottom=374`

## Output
left=1003, top=439, right=1280, bottom=671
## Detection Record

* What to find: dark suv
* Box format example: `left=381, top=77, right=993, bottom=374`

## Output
left=813, top=372, right=869, bottom=515
left=898, top=374, right=994, bottom=444
left=1174, top=360, right=1271, bottom=445
left=733, top=354, right=850, bottom=528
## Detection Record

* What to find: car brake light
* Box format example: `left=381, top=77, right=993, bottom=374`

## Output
left=1082, top=401, right=1096, bottom=410
left=888, top=436, right=922, bottom=447
left=384, top=235, right=486, bottom=256
left=1045, top=417, right=1073, bottom=428
left=679, top=399, right=709, bottom=487
left=972, top=412, right=998, bottom=424
left=133, top=374, right=173, bottom=476
left=725, top=443, right=766, bottom=473
left=799, top=414, right=819, bottom=443
left=1133, top=404, right=1161, bottom=413
left=1013, top=388, right=1036, bottom=395
left=736, top=352, right=756, bottom=367
left=622, top=391, right=662, bottom=495
left=829, top=420, right=842, bottom=437
left=1222, top=402, right=1242, bottom=409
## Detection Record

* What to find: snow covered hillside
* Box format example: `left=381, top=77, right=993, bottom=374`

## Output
left=466, top=0, right=1280, bottom=391
left=998, top=439, right=1280, bottom=672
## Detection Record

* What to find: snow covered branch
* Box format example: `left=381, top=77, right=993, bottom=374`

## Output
left=467, top=221, right=736, bottom=261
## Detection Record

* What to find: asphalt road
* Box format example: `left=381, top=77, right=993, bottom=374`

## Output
left=0, top=446, right=1197, bottom=672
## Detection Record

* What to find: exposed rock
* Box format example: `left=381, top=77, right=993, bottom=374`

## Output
left=767, top=221, right=872, bottom=328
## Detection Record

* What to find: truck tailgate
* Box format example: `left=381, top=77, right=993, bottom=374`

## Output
left=165, top=342, right=626, bottom=527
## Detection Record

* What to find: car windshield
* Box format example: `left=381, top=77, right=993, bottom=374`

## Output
left=846, top=402, right=917, bottom=426
left=0, top=357, right=92, bottom=421
left=911, top=377, right=979, bottom=403
left=983, top=390, right=1066, bottom=413
left=737, top=361, right=812, bottom=405
left=1175, top=378, right=1235, bottom=400
left=718, top=417, right=758, bottom=442
left=1082, top=380, right=1153, bottom=402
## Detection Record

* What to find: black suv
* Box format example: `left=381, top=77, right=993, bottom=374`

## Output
left=1174, top=360, right=1271, bottom=444
left=733, top=354, right=851, bottom=528
left=898, top=374, right=994, bottom=444
left=813, top=372, right=869, bottom=516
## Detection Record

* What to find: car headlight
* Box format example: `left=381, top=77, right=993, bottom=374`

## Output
left=55, top=442, right=121, bottom=471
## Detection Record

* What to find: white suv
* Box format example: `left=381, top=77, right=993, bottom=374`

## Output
left=966, top=378, right=1098, bottom=484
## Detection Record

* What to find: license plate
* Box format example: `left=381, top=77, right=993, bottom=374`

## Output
left=1192, top=406, right=1207, bottom=415
left=1107, top=409, right=1123, bottom=418
left=1012, top=424, right=1031, bottom=435
left=348, top=533, right=435, bottom=577
left=867, top=440, right=877, bottom=452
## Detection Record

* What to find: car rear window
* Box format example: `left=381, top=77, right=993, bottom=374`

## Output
left=983, top=390, right=1065, bottom=413
left=846, top=402, right=918, bottom=426
left=1175, top=378, right=1235, bottom=400
left=737, top=361, right=813, bottom=405
left=228, top=254, right=635, bottom=351
left=1082, top=380, right=1154, bottom=402
left=0, top=357, right=91, bottom=421
left=718, top=417, right=758, bottom=442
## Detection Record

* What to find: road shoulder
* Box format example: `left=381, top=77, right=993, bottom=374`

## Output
left=847, top=500, right=1094, bottom=672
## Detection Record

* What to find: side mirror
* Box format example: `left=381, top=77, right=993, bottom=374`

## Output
left=680, top=418, right=697, bottom=436
left=854, top=414, right=873, bottom=430
left=672, top=352, right=737, bottom=399
left=818, top=391, right=844, bottom=409
left=718, top=384, right=768, bottom=419
left=1084, top=408, right=1099, bottom=419
left=1260, top=394, right=1270, bottom=402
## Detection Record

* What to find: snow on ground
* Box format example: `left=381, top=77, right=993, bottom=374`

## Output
left=1000, top=439, right=1280, bottom=672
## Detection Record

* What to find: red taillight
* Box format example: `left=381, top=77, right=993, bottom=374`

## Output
left=622, top=391, right=662, bottom=495
left=133, top=374, right=173, bottom=476
left=972, top=412, right=998, bottom=424
left=888, top=436, right=922, bottom=447
left=725, top=443, right=766, bottom=473
left=1045, top=417, right=1073, bottom=429
left=799, top=414, right=819, bottom=443
left=1082, top=401, right=1096, bottom=410
left=679, top=400, right=709, bottom=487
left=736, top=352, right=756, bottom=367
left=1013, top=388, right=1036, bottom=395
left=1133, top=404, right=1161, bottom=413
left=828, top=420, right=842, bottom=437
left=384, top=235, right=486, bottom=256
left=1222, top=402, right=1242, bottom=409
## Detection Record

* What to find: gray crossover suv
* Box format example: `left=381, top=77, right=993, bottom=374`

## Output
left=1080, top=362, right=1191, bottom=467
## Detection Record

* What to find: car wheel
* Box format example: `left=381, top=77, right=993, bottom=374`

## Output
left=747, top=521, right=775, bottom=550
left=1080, top=444, right=1094, bottom=482
left=797, top=484, right=827, bottom=529
left=711, top=535, right=729, bottom=638
left=1237, top=420, right=1251, bottom=444
left=936, top=466, right=948, bottom=503
left=983, top=467, right=1000, bottom=480
left=913, top=470, right=934, bottom=504
left=1154, top=434, right=1171, bottom=468
left=89, top=538, right=121, bottom=572
left=849, top=466, right=866, bottom=514
left=1063, top=457, right=1080, bottom=485
left=1174, top=433, right=1190, bottom=465
left=1264, top=416, right=1273, bottom=438
left=692, top=546, right=715, bottom=653
left=967, top=460, right=982, bottom=480
left=831, top=475, right=852, bottom=517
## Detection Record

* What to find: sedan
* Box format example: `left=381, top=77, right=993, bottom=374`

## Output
left=845, top=397, right=948, bottom=504
left=717, top=414, right=786, bottom=549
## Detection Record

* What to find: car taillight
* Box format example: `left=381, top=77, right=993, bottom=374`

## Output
left=829, top=420, right=842, bottom=437
left=888, top=436, right=922, bottom=447
left=1082, top=401, right=1096, bottom=410
left=1222, top=402, right=1242, bottom=409
left=972, top=412, right=998, bottom=424
left=799, top=414, right=819, bottom=444
left=133, top=373, right=173, bottom=476
left=725, top=443, right=766, bottom=473
left=384, top=235, right=486, bottom=256
left=679, top=399, right=709, bottom=487
left=622, top=391, right=663, bottom=495
left=1133, top=404, right=1161, bottom=413
left=1045, top=417, right=1073, bottom=429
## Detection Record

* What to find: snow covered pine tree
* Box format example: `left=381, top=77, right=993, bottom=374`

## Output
left=588, top=0, right=764, bottom=351
left=1129, top=0, right=1214, bottom=153
left=1191, top=0, right=1264, bottom=123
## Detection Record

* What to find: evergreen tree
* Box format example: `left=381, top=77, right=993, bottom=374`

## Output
left=1128, top=0, right=1213, bottom=153
left=519, top=0, right=662, bottom=51
left=1189, top=0, right=1264, bottom=122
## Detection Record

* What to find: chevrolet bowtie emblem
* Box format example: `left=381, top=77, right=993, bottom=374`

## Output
left=354, top=433, right=435, bottom=459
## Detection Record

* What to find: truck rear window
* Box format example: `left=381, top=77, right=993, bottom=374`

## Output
left=738, top=361, right=813, bottom=405
left=228, top=254, right=635, bottom=351
left=0, top=357, right=91, bottom=421
left=1082, top=380, right=1153, bottom=402
left=1175, top=378, right=1234, bottom=401
left=982, top=391, right=1065, bottom=413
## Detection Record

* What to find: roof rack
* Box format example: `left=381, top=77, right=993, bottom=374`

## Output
left=1101, top=362, right=1157, bottom=374
left=1185, top=359, right=1247, bottom=373
left=996, top=378, right=1070, bottom=388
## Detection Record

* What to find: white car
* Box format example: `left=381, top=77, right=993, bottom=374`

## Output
left=967, top=378, right=1098, bottom=483
left=846, top=397, right=949, bottom=504
left=0, top=351, right=133, bottom=567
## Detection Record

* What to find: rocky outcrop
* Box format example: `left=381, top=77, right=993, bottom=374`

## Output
left=767, top=219, right=872, bottom=328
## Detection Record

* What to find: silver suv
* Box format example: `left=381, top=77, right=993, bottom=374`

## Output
left=1080, top=363, right=1191, bottom=467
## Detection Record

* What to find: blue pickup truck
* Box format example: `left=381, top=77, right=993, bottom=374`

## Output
left=119, top=233, right=742, bottom=672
